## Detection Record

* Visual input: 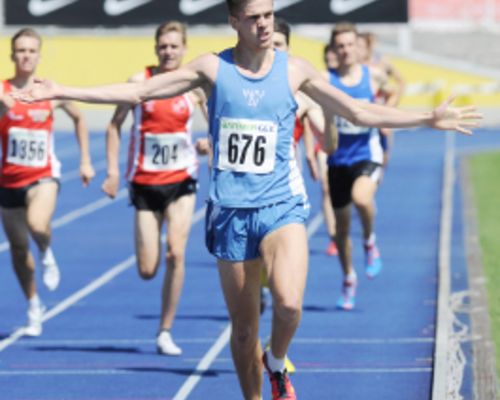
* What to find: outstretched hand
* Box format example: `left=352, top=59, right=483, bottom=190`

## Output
left=10, top=78, right=59, bottom=103
left=429, top=95, right=482, bottom=135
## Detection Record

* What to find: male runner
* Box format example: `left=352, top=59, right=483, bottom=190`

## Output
left=16, top=1, right=480, bottom=398
left=0, top=28, right=94, bottom=336
left=326, top=22, right=397, bottom=310
left=101, top=21, right=206, bottom=356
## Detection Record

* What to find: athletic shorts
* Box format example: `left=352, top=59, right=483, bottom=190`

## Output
left=205, top=196, right=310, bottom=262
left=128, top=178, right=197, bottom=213
left=0, top=178, right=60, bottom=209
left=328, top=161, right=382, bottom=209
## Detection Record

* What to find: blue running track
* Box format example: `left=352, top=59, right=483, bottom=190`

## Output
left=1, top=127, right=498, bottom=399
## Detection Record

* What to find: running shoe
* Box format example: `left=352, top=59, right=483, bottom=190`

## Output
left=156, top=330, right=182, bottom=356
left=364, top=243, right=382, bottom=279
left=41, top=249, right=60, bottom=291
left=25, top=303, right=46, bottom=337
left=336, top=278, right=357, bottom=310
left=325, top=240, right=338, bottom=256
left=263, top=352, right=297, bottom=399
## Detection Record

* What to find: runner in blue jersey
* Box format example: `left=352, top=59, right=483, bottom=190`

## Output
left=15, top=1, right=481, bottom=398
left=325, top=22, right=399, bottom=311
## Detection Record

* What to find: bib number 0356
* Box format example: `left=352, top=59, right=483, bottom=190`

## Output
left=218, top=118, right=277, bottom=174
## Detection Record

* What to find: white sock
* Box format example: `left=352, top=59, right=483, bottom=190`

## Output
left=41, top=247, right=55, bottom=264
left=365, top=233, right=376, bottom=246
left=346, top=272, right=357, bottom=283
left=266, top=348, right=285, bottom=373
left=29, top=294, right=41, bottom=309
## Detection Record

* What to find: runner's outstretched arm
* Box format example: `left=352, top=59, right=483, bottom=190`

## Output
left=13, top=54, right=217, bottom=106
left=292, top=57, right=482, bottom=135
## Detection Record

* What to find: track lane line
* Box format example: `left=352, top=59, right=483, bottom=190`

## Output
left=172, top=211, right=324, bottom=400
left=0, top=206, right=206, bottom=353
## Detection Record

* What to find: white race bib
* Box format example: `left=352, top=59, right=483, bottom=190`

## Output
left=143, top=132, right=194, bottom=172
left=218, top=118, right=277, bottom=174
left=7, top=127, right=49, bottom=167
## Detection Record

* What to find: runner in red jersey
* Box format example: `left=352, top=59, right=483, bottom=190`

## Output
left=0, top=28, right=94, bottom=337
left=101, top=21, right=207, bottom=356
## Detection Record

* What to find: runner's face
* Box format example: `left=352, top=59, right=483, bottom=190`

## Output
left=155, top=31, right=186, bottom=71
left=232, top=0, right=274, bottom=49
left=11, top=36, right=41, bottom=75
left=332, top=31, right=358, bottom=67
left=272, top=32, right=288, bottom=52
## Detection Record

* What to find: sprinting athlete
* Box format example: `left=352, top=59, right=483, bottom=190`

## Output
left=15, top=1, right=480, bottom=398
left=326, top=22, right=398, bottom=310
left=0, top=28, right=94, bottom=337
left=101, top=21, right=207, bottom=356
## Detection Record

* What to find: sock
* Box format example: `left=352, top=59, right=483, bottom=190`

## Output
left=29, top=294, right=41, bottom=309
left=345, top=271, right=357, bottom=283
left=364, top=233, right=376, bottom=247
left=40, top=247, right=55, bottom=264
left=266, top=348, right=286, bottom=373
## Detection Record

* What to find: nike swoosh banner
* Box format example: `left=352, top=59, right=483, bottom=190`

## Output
left=5, top=0, right=407, bottom=26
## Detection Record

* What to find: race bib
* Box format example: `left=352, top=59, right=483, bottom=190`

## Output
left=7, top=127, right=49, bottom=167
left=218, top=118, right=277, bottom=174
left=337, top=98, right=371, bottom=135
left=143, top=132, right=194, bottom=172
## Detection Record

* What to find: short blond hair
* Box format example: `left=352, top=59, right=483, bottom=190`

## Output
left=155, top=21, right=187, bottom=45
left=11, top=28, right=42, bottom=52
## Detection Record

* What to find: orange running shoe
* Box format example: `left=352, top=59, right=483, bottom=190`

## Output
left=263, top=352, right=297, bottom=399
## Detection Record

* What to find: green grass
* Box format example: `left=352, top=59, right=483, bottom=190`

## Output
left=469, top=151, right=500, bottom=378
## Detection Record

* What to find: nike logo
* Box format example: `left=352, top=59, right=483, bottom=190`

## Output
left=179, top=0, right=303, bottom=15
left=330, top=0, right=379, bottom=15
left=27, top=0, right=80, bottom=16
left=103, top=0, right=154, bottom=16
left=179, top=0, right=225, bottom=16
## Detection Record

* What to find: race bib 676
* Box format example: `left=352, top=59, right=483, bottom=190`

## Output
left=217, top=118, right=277, bottom=174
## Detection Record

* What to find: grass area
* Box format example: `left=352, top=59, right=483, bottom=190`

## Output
left=469, top=151, right=500, bottom=378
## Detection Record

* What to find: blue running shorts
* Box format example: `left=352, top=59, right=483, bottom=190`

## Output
left=205, top=196, right=310, bottom=262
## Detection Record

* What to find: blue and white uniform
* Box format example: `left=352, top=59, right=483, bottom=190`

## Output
left=205, top=49, right=309, bottom=261
left=327, top=65, right=383, bottom=167
left=326, top=65, right=383, bottom=209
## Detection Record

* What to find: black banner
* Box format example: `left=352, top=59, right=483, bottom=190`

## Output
left=4, top=0, right=407, bottom=27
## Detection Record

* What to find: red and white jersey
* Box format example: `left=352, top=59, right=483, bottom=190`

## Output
left=0, top=80, right=60, bottom=188
left=126, top=66, right=198, bottom=186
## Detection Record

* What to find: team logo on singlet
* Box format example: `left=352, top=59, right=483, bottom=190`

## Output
left=172, top=98, right=188, bottom=114
left=7, top=111, right=24, bottom=121
left=242, top=89, right=265, bottom=108
left=28, top=109, right=51, bottom=123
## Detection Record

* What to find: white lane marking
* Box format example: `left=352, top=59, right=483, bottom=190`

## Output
left=10, top=336, right=434, bottom=346
left=0, top=189, right=128, bottom=254
left=173, top=325, right=232, bottom=400
left=0, top=366, right=432, bottom=377
left=0, top=207, right=206, bottom=353
left=172, top=211, right=324, bottom=400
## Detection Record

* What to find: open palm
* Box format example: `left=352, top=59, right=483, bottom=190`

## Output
left=429, top=95, right=482, bottom=135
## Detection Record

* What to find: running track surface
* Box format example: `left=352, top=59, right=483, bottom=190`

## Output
left=1, top=127, right=498, bottom=400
